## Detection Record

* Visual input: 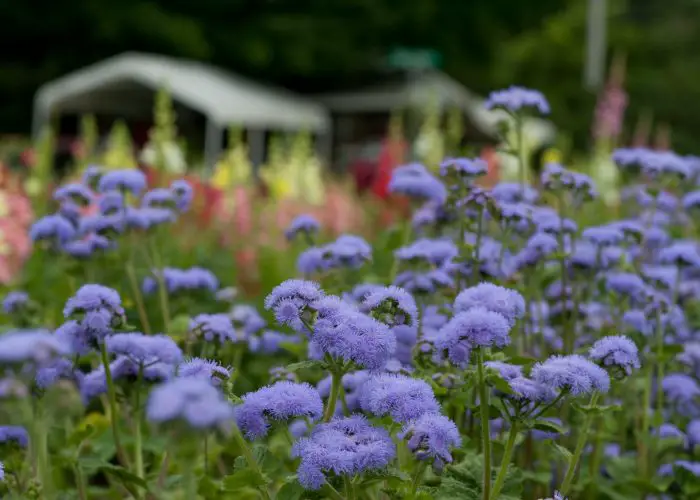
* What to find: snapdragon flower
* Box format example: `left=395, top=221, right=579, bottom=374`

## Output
left=292, top=415, right=396, bottom=490
left=359, top=373, right=439, bottom=423
left=235, top=381, right=323, bottom=439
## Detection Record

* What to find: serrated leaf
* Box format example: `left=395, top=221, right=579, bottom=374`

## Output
left=487, top=373, right=514, bottom=395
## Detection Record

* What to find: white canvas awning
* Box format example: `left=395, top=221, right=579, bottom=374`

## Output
left=32, top=52, right=331, bottom=167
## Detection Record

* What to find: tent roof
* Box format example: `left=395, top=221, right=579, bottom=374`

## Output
left=314, top=71, right=556, bottom=143
left=34, top=52, right=330, bottom=132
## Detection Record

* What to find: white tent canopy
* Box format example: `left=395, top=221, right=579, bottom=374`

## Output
left=33, top=52, right=331, bottom=167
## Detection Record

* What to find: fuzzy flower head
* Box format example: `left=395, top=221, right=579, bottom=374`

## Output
left=177, top=358, right=231, bottom=386
left=30, top=214, right=76, bottom=246
left=0, top=330, right=69, bottom=367
left=189, top=314, right=237, bottom=344
left=105, top=333, right=183, bottom=365
left=359, top=286, right=418, bottom=328
left=388, top=163, right=447, bottom=204
left=531, top=354, right=611, bottom=397
left=146, top=377, right=234, bottom=430
left=395, top=238, right=458, bottom=267
left=589, top=335, right=640, bottom=377
left=484, top=86, right=550, bottom=114
left=170, top=180, right=194, bottom=212
left=97, top=169, right=147, bottom=196
left=582, top=225, right=625, bottom=247
left=63, top=284, right=125, bottom=345
left=322, top=234, right=373, bottom=269
left=359, top=373, right=439, bottom=423
left=400, top=413, right=461, bottom=471
left=440, top=157, right=487, bottom=180
left=3, top=292, right=29, bottom=315
left=491, top=182, right=539, bottom=204
left=454, top=282, right=525, bottom=327
left=285, top=214, right=321, bottom=242
left=311, top=310, right=396, bottom=370
left=435, top=308, right=511, bottom=365
left=235, top=381, right=323, bottom=439
left=0, top=426, right=29, bottom=449
left=292, top=415, right=396, bottom=490
left=265, top=279, right=324, bottom=330
left=54, top=183, right=94, bottom=206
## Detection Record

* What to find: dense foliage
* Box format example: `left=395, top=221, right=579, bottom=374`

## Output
left=2, top=85, right=700, bottom=500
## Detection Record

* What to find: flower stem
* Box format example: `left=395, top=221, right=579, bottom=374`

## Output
left=638, top=365, right=652, bottom=476
left=490, top=422, right=519, bottom=500
left=476, top=348, right=491, bottom=500
left=148, top=237, right=171, bottom=333
left=33, top=398, right=53, bottom=499
left=230, top=422, right=271, bottom=500
left=515, top=114, right=526, bottom=188
left=410, top=461, right=428, bottom=497
left=100, top=342, right=129, bottom=468
left=324, top=481, right=345, bottom=500
left=472, top=207, right=484, bottom=286
left=127, top=233, right=152, bottom=334
left=389, top=219, right=412, bottom=283
left=560, top=392, right=600, bottom=495
left=133, top=366, right=145, bottom=490
left=324, top=367, right=343, bottom=422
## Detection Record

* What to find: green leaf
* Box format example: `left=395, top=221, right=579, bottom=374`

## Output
left=486, top=373, right=514, bottom=395
left=100, top=464, right=149, bottom=492
left=198, top=475, right=222, bottom=499
left=222, top=468, right=269, bottom=491
left=276, top=479, right=305, bottom=500
left=286, top=360, right=323, bottom=372
left=507, top=355, right=536, bottom=366
left=549, top=441, right=573, bottom=464
left=532, top=420, right=566, bottom=435
left=361, top=468, right=411, bottom=488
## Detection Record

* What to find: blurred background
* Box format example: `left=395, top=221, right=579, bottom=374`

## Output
left=0, top=0, right=697, bottom=292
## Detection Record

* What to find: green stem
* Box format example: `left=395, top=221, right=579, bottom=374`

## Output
left=490, top=422, right=519, bottom=500
left=560, top=392, right=600, bottom=495
left=477, top=348, right=491, bottom=500
left=389, top=219, right=412, bottom=283
left=516, top=114, right=526, bottom=188
left=587, top=420, right=603, bottom=500
left=472, top=207, right=484, bottom=286
left=34, top=399, right=53, bottom=499
left=652, top=309, right=664, bottom=469
left=324, top=368, right=343, bottom=422
left=127, top=233, right=152, bottom=334
left=410, top=461, right=428, bottom=497
left=324, top=481, right=345, bottom=500
left=100, top=342, right=129, bottom=468
left=229, top=347, right=244, bottom=389
left=231, top=423, right=272, bottom=500
left=133, top=366, right=145, bottom=490
left=639, top=364, right=652, bottom=476
left=185, top=456, right=198, bottom=500
left=73, top=463, right=87, bottom=500
left=149, top=238, right=171, bottom=333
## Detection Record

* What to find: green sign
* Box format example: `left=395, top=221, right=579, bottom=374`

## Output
left=387, top=48, right=442, bottom=70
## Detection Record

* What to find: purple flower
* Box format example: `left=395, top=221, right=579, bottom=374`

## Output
left=531, top=355, right=611, bottom=396
left=311, top=310, right=396, bottom=370
left=285, top=214, right=321, bottom=241
left=292, top=415, right=395, bottom=490
left=170, top=180, right=193, bottom=212
left=63, top=285, right=124, bottom=344
left=142, top=188, right=175, bottom=209
left=436, top=308, right=511, bottom=365
left=658, top=242, right=700, bottom=268
left=663, top=373, right=700, bottom=404
left=683, top=191, right=700, bottom=210
left=484, top=86, right=550, bottom=114
left=265, top=280, right=324, bottom=316
left=531, top=418, right=567, bottom=441
left=62, top=234, right=112, bottom=259
left=322, top=235, right=373, bottom=269
left=653, top=423, right=685, bottom=440
left=105, top=333, right=183, bottom=365
left=454, top=283, right=525, bottom=327
left=658, top=460, right=700, bottom=477
left=359, top=373, right=439, bottom=423
left=81, top=356, right=173, bottom=401
left=126, top=207, right=176, bottom=230
left=248, top=330, right=301, bottom=354
left=55, top=321, right=90, bottom=355
left=0, top=426, right=29, bottom=448
left=687, top=420, right=700, bottom=449
left=605, top=272, right=646, bottom=298
left=53, top=183, right=94, bottom=206
left=388, top=164, right=447, bottom=204
left=582, top=226, right=625, bottom=246
left=395, top=268, right=455, bottom=294
left=82, top=165, right=102, bottom=187
left=485, top=361, right=522, bottom=380
left=508, top=377, right=555, bottom=402
left=395, top=238, right=458, bottom=267
left=97, top=169, right=147, bottom=196
left=360, top=285, right=418, bottom=327
left=146, top=377, right=234, bottom=429
left=177, top=358, right=231, bottom=385
left=491, top=182, right=539, bottom=204
left=230, top=305, right=266, bottom=335
left=189, top=314, right=236, bottom=344
left=0, top=330, right=69, bottom=365
left=589, top=336, right=640, bottom=376
left=3, top=292, right=29, bottom=314
left=143, top=267, right=219, bottom=295
left=400, top=413, right=461, bottom=469
left=35, top=358, right=78, bottom=389
left=297, top=247, right=330, bottom=275
left=440, top=157, right=487, bottom=178
left=235, top=381, right=323, bottom=439
left=30, top=214, right=76, bottom=245
left=98, top=191, right=125, bottom=215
